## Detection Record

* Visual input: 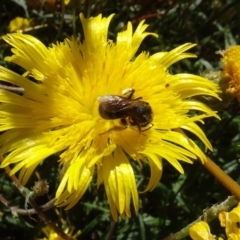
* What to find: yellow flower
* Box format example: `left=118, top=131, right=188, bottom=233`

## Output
left=228, top=233, right=240, bottom=240
left=37, top=226, right=80, bottom=240
left=0, top=14, right=220, bottom=220
left=222, top=45, right=240, bottom=101
left=189, top=221, right=216, bottom=240
left=8, top=17, right=31, bottom=32
left=219, top=203, right=240, bottom=237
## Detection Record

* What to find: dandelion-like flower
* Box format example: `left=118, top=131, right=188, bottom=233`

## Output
left=222, top=45, right=240, bottom=101
left=37, top=226, right=80, bottom=240
left=219, top=203, right=240, bottom=238
left=189, top=221, right=216, bottom=240
left=0, top=14, right=220, bottom=220
left=8, top=17, right=31, bottom=32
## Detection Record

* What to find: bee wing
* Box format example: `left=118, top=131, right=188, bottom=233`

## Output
left=98, top=95, right=135, bottom=113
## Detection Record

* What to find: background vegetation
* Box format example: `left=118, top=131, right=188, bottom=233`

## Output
left=0, top=0, right=240, bottom=239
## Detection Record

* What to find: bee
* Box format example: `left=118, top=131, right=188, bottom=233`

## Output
left=98, top=88, right=153, bottom=132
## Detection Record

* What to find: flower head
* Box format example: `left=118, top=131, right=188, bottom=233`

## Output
left=8, top=17, right=31, bottom=32
left=37, top=226, right=80, bottom=240
left=0, top=14, right=220, bottom=220
left=189, top=221, right=216, bottom=240
left=219, top=203, right=240, bottom=237
left=221, top=45, right=240, bottom=101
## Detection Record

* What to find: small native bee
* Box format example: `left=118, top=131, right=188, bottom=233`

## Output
left=98, top=88, right=153, bottom=132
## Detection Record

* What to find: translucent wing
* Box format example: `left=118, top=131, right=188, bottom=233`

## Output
left=98, top=95, right=137, bottom=119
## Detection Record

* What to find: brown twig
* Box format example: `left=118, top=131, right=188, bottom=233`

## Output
left=0, top=194, right=55, bottom=215
left=106, top=221, right=116, bottom=240
left=3, top=165, right=74, bottom=240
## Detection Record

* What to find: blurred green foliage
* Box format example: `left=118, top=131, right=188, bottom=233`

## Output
left=0, top=0, right=240, bottom=239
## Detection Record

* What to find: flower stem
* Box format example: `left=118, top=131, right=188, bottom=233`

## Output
left=204, top=157, right=240, bottom=200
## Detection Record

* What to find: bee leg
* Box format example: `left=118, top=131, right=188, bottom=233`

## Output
left=137, top=123, right=142, bottom=133
left=120, top=118, right=128, bottom=128
left=128, top=118, right=141, bottom=133
left=142, top=123, right=154, bottom=132
left=133, top=97, right=142, bottom=101
left=99, top=119, right=128, bottom=135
